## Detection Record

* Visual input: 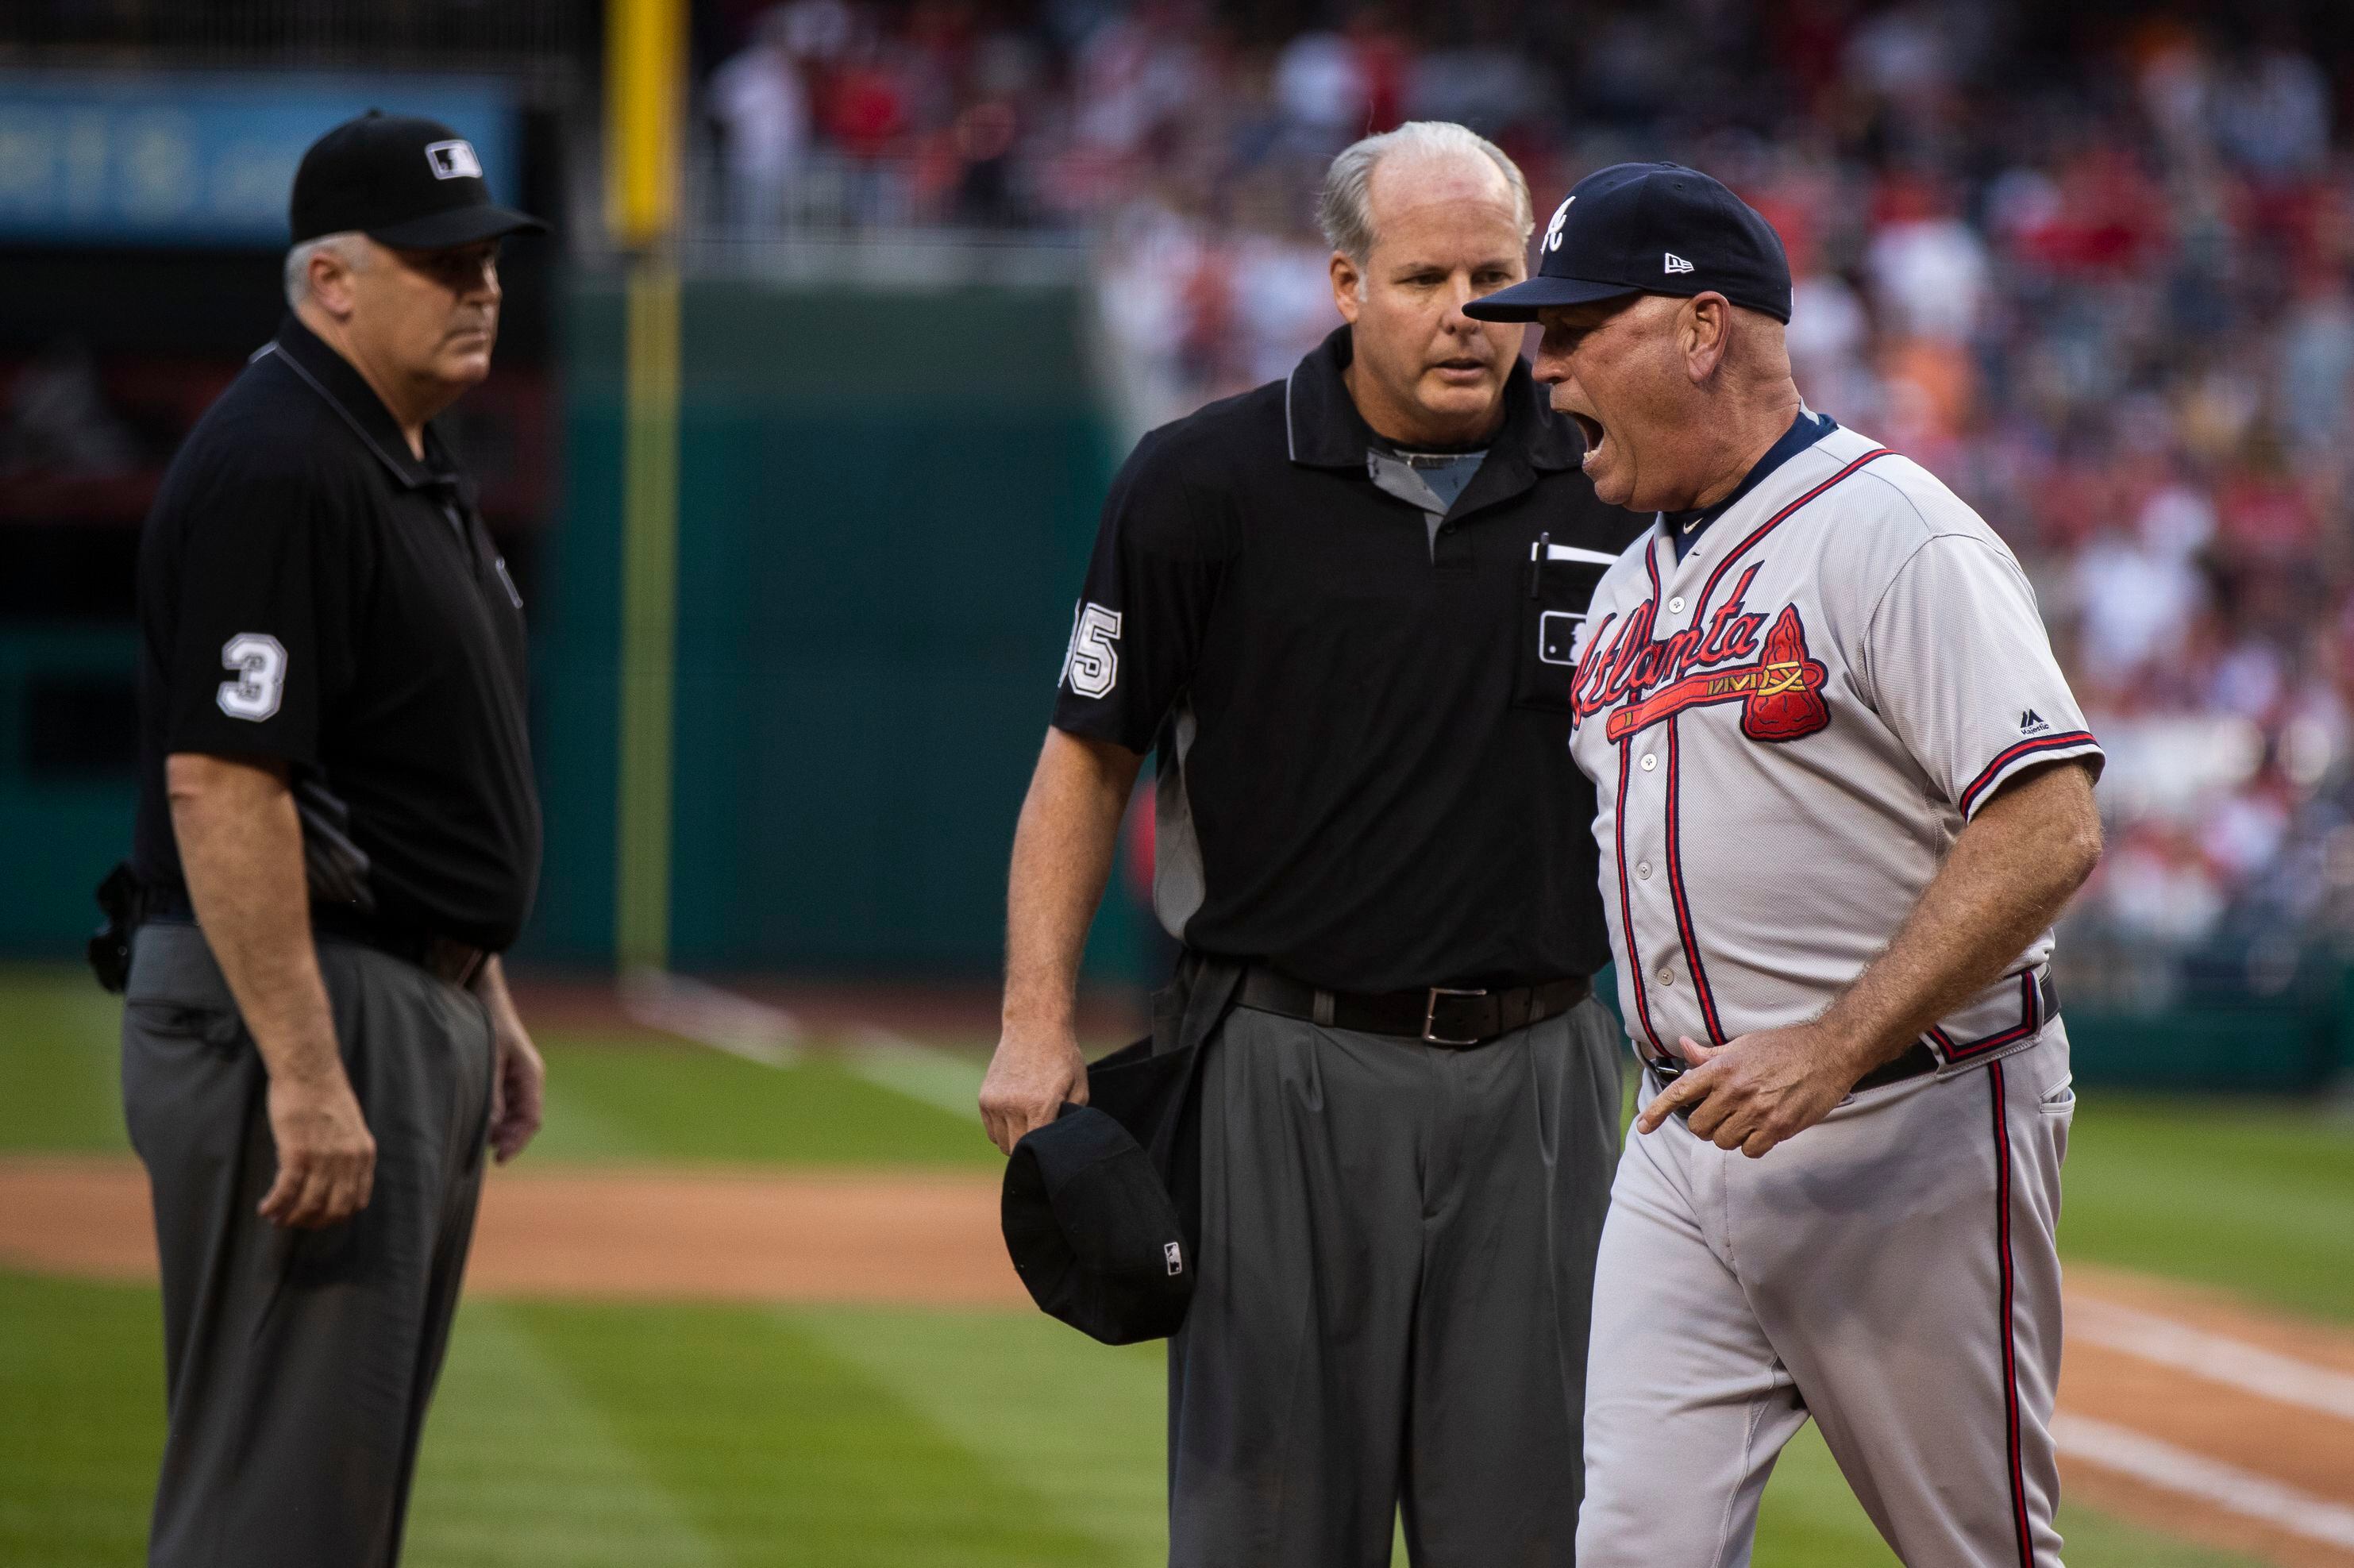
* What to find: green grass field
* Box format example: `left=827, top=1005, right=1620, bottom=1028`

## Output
left=6, top=965, right=2348, bottom=1566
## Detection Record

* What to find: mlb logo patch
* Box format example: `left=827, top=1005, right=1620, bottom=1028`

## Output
left=425, top=140, right=483, bottom=180
left=1164, top=1242, right=1184, bottom=1277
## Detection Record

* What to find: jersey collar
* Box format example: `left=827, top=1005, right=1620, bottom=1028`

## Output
left=1284, top=325, right=1582, bottom=516
left=264, top=314, right=463, bottom=495
left=1662, top=406, right=1838, bottom=560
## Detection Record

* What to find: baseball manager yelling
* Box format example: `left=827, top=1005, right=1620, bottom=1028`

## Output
left=1468, top=162, right=2104, bottom=1567
left=114, top=113, right=547, bottom=1567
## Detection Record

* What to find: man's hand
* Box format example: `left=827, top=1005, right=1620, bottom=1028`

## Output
left=487, top=1019, right=545, bottom=1163
left=259, top=1070, right=376, bottom=1227
left=980, top=1027, right=1089, bottom=1155
left=473, top=955, right=544, bottom=1164
left=1634, top=1023, right=1867, bottom=1158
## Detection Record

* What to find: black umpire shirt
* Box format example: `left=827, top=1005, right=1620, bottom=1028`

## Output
left=132, top=315, right=541, bottom=952
left=1053, top=326, right=1648, bottom=993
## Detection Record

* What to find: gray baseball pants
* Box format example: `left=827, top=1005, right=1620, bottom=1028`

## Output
left=1167, top=995, right=1624, bottom=1568
left=1577, top=1027, right=2075, bottom=1568
left=121, top=920, right=496, bottom=1568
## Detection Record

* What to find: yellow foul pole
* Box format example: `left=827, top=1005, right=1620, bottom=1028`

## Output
left=608, top=0, right=685, bottom=975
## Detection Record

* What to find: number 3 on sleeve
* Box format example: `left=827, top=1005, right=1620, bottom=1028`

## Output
left=217, top=633, right=289, bottom=722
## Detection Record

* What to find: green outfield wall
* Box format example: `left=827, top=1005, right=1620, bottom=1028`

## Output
left=530, top=273, right=1137, bottom=979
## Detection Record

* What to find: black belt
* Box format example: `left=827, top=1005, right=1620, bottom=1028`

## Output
left=1646, top=972, right=2060, bottom=1095
left=148, top=889, right=488, bottom=989
left=1237, top=966, right=1590, bottom=1048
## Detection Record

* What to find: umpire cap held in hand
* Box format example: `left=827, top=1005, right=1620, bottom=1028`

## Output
left=1465, top=161, right=1790, bottom=324
left=291, top=111, right=547, bottom=248
left=1002, top=1103, right=1194, bottom=1346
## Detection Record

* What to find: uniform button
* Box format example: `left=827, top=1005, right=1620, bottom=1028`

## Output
left=1641, top=753, right=1658, bottom=771
left=1657, top=967, right=1675, bottom=986
left=1669, top=595, right=1686, bottom=614
left=1636, top=861, right=1652, bottom=880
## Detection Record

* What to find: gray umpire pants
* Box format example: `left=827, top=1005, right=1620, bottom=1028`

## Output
left=121, top=920, right=497, bottom=1568
left=1168, top=996, right=1624, bottom=1568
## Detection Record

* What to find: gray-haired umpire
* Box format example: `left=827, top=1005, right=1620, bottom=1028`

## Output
left=111, top=112, right=546, bottom=1568
left=981, top=121, right=1644, bottom=1566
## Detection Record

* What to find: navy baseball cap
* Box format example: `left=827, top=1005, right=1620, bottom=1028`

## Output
left=1002, top=1103, right=1194, bottom=1346
left=291, top=111, right=546, bottom=248
left=1465, top=161, right=1791, bottom=324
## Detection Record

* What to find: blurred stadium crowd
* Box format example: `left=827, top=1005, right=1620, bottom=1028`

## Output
left=700, top=2, right=2354, bottom=990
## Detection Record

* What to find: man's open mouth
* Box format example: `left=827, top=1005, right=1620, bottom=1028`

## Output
left=1569, top=411, right=1605, bottom=451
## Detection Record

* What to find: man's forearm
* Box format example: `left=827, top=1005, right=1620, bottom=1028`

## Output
left=1820, top=761, right=2102, bottom=1070
left=166, top=753, right=343, bottom=1086
left=1001, top=729, right=1145, bottom=1029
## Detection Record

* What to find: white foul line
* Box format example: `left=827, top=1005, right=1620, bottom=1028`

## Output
left=618, top=970, right=803, bottom=1068
left=843, top=1026, right=986, bottom=1120
left=2055, top=1413, right=2354, bottom=1551
left=2071, top=1297, right=2354, bottom=1424
left=613, top=974, right=987, bottom=1121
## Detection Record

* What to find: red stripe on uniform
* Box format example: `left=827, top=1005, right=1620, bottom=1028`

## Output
left=1942, top=973, right=2041, bottom=1061
left=1990, top=1060, right=2035, bottom=1568
left=1662, top=716, right=1726, bottom=1045
left=1613, top=740, right=1662, bottom=1054
left=1692, top=446, right=1895, bottom=620
left=1959, top=733, right=2099, bottom=817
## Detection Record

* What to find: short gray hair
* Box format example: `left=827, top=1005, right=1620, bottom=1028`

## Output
left=1316, top=121, right=1535, bottom=272
left=283, top=231, right=369, bottom=307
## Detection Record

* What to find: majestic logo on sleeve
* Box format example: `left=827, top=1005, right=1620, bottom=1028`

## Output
left=1572, top=564, right=1831, bottom=743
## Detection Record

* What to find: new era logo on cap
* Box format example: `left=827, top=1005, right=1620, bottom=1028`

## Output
left=1664, top=252, right=1694, bottom=274
left=425, top=140, right=484, bottom=180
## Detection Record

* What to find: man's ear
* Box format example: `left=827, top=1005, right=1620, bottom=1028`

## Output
left=309, top=248, right=361, bottom=322
left=1682, top=293, right=1732, bottom=384
left=1329, top=252, right=1363, bottom=325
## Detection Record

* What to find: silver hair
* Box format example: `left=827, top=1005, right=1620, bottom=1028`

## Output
left=283, top=231, right=369, bottom=307
left=1316, top=121, right=1535, bottom=274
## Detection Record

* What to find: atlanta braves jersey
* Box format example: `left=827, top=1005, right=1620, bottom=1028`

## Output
left=1566, top=420, right=2103, bottom=1063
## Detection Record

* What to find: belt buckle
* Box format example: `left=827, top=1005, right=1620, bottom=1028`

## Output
left=1423, top=986, right=1488, bottom=1046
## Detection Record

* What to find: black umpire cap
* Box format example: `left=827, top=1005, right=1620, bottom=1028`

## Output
left=1465, top=161, right=1791, bottom=324
left=291, top=111, right=547, bottom=248
left=1002, top=1102, right=1194, bottom=1346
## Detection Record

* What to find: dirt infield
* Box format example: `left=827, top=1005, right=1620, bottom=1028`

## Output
left=0, top=1154, right=1029, bottom=1307
left=4, top=1154, right=2349, bottom=1566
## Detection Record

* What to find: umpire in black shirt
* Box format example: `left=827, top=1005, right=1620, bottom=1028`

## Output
left=119, top=114, right=546, bottom=1567
left=981, top=121, right=1647, bottom=1566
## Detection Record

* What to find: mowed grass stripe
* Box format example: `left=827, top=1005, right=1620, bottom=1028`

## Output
left=794, top=1306, right=1168, bottom=1568
left=0, top=972, right=131, bottom=1155
left=504, top=1296, right=1115, bottom=1567
left=0, top=1269, right=2271, bottom=1568
left=468, top=1031, right=1000, bottom=1170
left=408, top=1301, right=724, bottom=1568
left=2060, top=1092, right=2354, bottom=1326
left=0, top=1271, right=162, bottom=1567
